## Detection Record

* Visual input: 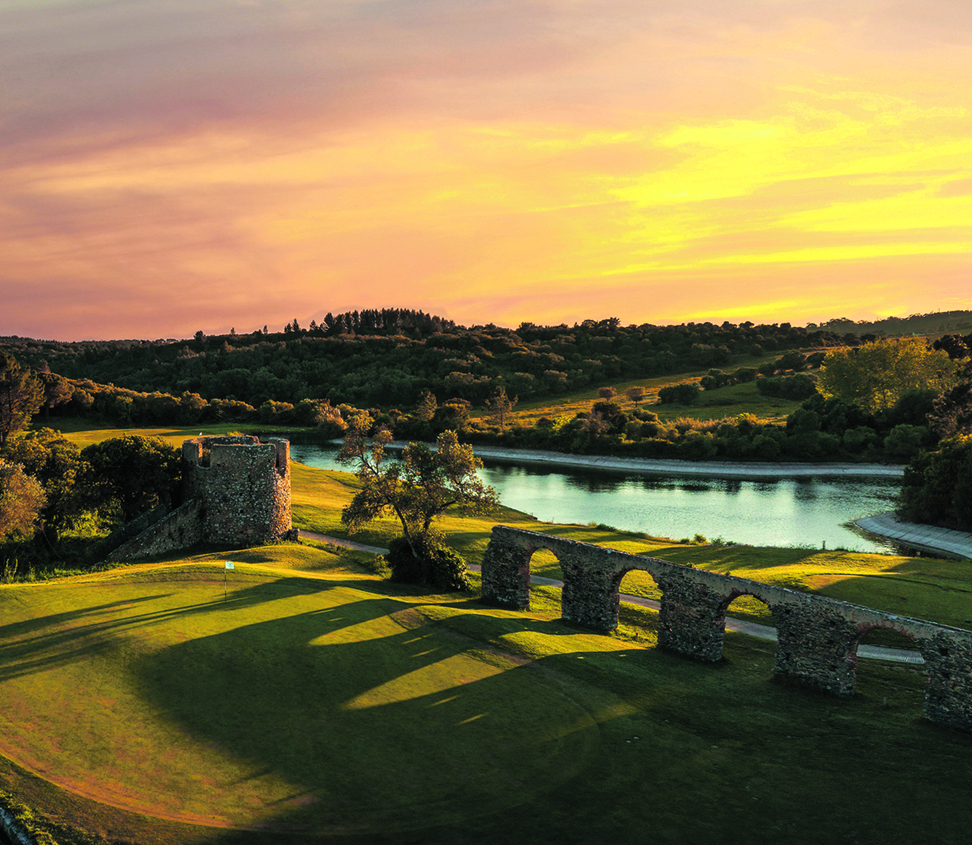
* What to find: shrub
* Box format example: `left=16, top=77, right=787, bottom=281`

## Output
left=883, top=424, right=929, bottom=461
left=385, top=534, right=470, bottom=591
left=658, top=383, right=700, bottom=405
left=756, top=373, right=818, bottom=400
left=842, top=426, right=878, bottom=453
left=751, top=434, right=782, bottom=460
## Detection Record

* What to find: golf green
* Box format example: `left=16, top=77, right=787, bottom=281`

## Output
left=0, top=567, right=598, bottom=835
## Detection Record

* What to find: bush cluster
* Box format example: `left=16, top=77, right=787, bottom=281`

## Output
left=385, top=534, right=470, bottom=592
left=453, top=389, right=937, bottom=464
left=899, top=435, right=972, bottom=531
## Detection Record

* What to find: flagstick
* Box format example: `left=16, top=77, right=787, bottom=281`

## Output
left=223, top=560, right=235, bottom=603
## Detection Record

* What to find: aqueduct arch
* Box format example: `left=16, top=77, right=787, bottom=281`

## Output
left=480, top=525, right=972, bottom=731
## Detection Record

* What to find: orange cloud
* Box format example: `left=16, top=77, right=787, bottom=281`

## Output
left=1, top=1, right=971, bottom=339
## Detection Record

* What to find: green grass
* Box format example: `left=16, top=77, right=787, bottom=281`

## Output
left=0, top=548, right=970, bottom=845
left=467, top=352, right=812, bottom=428
left=55, top=422, right=302, bottom=451
left=502, top=377, right=802, bottom=427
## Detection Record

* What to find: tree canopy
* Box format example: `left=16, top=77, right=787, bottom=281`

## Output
left=0, top=460, right=46, bottom=540
left=0, top=353, right=43, bottom=448
left=817, top=338, right=959, bottom=414
left=81, top=435, right=181, bottom=524
left=339, top=416, right=498, bottom=587
left=899, top=434, right=972, bottom=531
left=2, top=428, right=87, bottom=538
left=340, top=417, right=498, bottom=546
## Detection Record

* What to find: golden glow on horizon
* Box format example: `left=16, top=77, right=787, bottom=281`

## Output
left=1, top=1, right=971, bottom=339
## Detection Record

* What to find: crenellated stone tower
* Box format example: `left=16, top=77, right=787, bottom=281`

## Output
left=182, top=435, right=293, bottom=546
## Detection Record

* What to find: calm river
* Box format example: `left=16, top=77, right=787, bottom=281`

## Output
left=290, top=445, right=903, bottom=554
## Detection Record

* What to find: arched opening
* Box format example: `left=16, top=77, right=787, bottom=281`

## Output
left=614, top=566, right=662, bottom=646
left=526, top=547, right=564, bottom=616
left=720, top=591, right=777, bottom=670
left=853, top=625, right=926, bottom=717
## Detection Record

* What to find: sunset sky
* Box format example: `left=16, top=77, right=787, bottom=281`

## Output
left=2, top=0, right=971, bottom=340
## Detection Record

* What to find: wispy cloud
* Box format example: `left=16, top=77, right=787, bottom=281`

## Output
left=1, top=0, right=970, bottom=338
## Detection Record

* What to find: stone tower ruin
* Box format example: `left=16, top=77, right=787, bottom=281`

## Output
left=182, top=435, right=294, bottom=547
left=107, top=434, right=296, bottom=561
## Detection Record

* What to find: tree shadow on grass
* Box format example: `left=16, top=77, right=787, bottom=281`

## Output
left=7, top=570, right=972, bottom=845
left=126, top=596, right=603, bottom=837
left=0, top=577, right=367, bottom=683
left=168, top=616, right=972, bottom=845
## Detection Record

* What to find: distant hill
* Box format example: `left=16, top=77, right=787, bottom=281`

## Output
left=2, top=316, right=846, bottom=411
left=809, top=311, right=972, bottom=338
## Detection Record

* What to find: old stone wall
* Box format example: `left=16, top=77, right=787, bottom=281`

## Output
left=106, top=499, right=204, bottom=562
left=480, top=525, right=972, bottom=731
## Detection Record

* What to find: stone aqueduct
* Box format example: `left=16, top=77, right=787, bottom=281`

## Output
left=481, top=525, right=972, bottom=731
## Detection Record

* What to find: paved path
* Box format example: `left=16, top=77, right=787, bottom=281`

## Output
left=468, top=447, right=905, bottom=480
left=855, top=512, right=972, bottom=561
left=299, top=532, right=924, bottom=664
left=298, top=529, right=389, bottom=555
left=373, top=441, right=905, bottom=480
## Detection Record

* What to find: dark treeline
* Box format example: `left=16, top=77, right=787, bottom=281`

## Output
left=3, top=314, right=852, bottom=412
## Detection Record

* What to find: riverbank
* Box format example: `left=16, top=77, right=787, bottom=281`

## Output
left=331, top=438, right=904, bottom=479
left=455, top=444, right=904, bottom=480
left=855, top=512, right=972, bottom=561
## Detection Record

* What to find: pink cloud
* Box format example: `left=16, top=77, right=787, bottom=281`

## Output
left=1, top=0, right=971, bottom=339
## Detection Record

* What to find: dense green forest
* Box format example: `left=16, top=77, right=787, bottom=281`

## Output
left=3, top=310, right=850, bottom=411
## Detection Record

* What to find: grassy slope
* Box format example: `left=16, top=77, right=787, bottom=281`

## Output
left=56, top=422, right=303, bottom=451
left=1, top=548, right=971, bottom=845
left=487, top=375, right=803, bottom=427
left=472, top=350, right=814, bottom=427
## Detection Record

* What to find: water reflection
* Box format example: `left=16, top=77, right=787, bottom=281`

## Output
left=290, top=445, right=902, bottom=554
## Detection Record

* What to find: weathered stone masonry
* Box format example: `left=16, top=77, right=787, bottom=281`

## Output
left=182, top=435, right=293, bottom=546
left=481, top=525, right=972, bottom=731
left=108, top=435, right=295, bottom=560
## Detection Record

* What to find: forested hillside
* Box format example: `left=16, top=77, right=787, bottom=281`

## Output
left=811, top=310, right=972, bottom=338
left=2, top=312, right=848, bottom=410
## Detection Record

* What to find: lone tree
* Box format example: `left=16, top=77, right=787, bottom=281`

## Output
left=415, top=390, right=438, bottom=423
left=484, top=386, right=517, bottom=430
left=339, top=415, right=498, bottom=590
left=0, top=353, right=44, bottom=448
